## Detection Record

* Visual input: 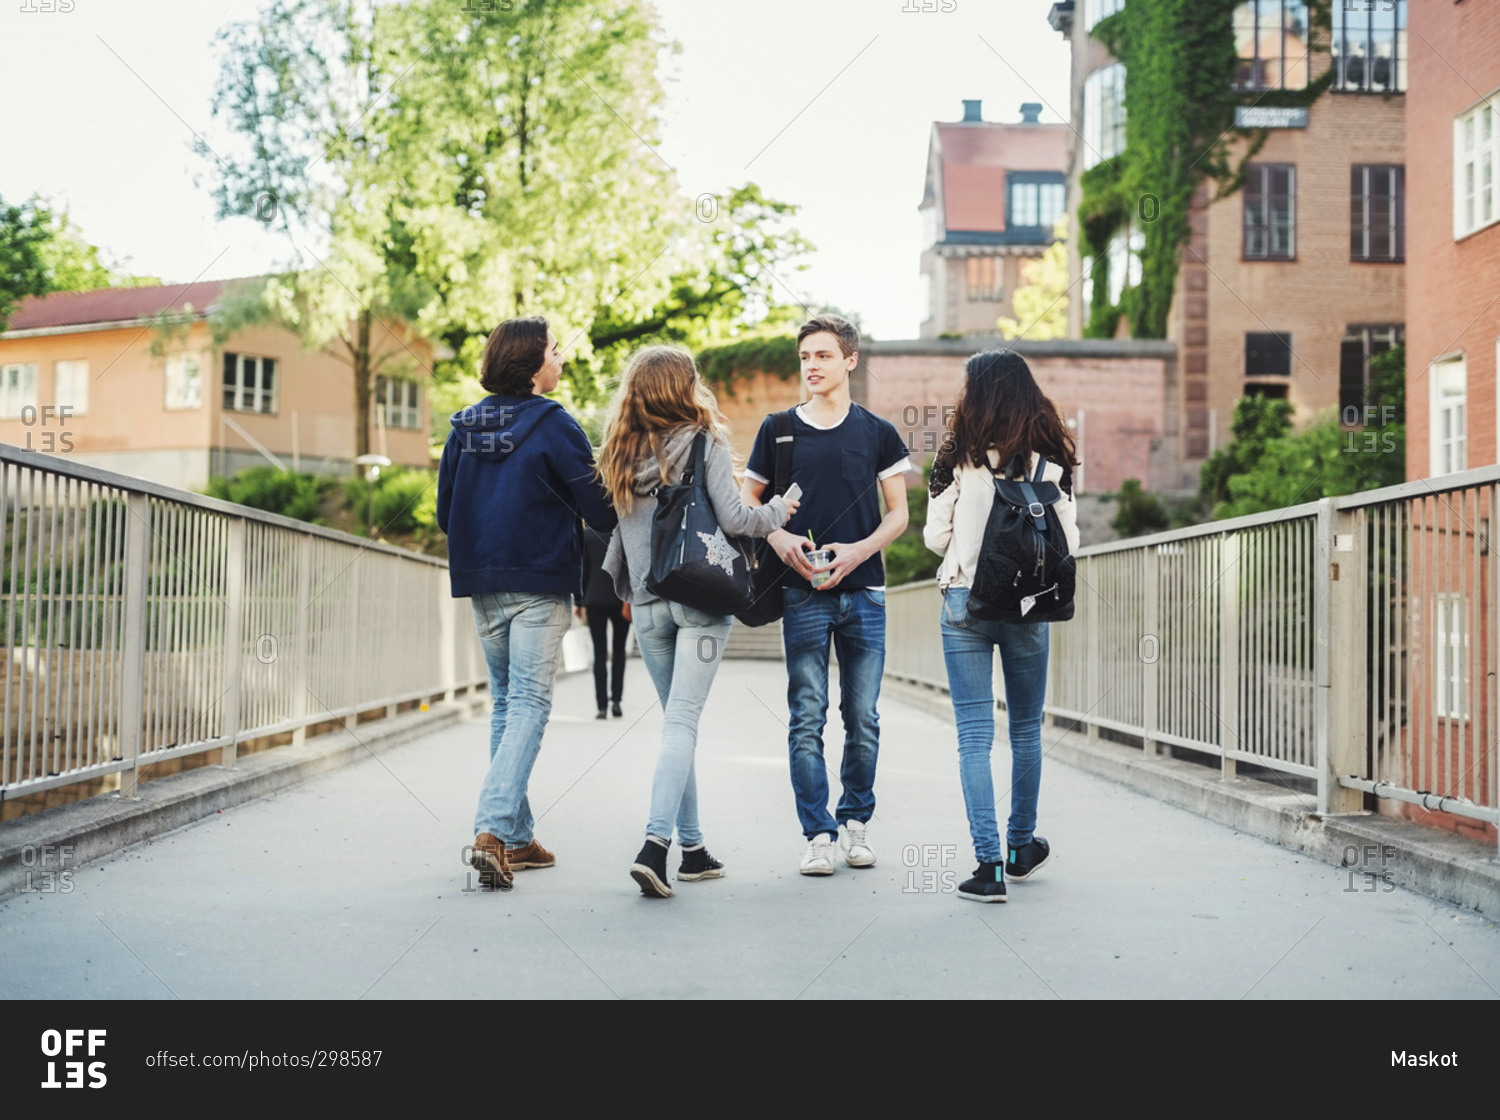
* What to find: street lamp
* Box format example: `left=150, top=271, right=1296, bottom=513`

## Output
left=353, top=454, right=391, bottom=538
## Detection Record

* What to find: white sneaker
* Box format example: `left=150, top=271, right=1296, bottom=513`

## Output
left=799, top=834, right=837, bottom=876
left=839, top=820, right=876, bottom=867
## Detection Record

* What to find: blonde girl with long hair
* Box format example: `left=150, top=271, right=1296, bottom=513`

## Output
left=599, top=346, right=798, bottom=898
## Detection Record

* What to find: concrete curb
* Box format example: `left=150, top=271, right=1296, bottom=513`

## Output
left=0, top=695, right=489, bottom=899
left=883, top=677, right=1500, bottom=916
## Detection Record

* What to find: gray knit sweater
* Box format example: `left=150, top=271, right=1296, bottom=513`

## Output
left=603, top=425, right=790, bottom=606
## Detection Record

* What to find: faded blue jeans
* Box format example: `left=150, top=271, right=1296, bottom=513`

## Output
left=782, top=586, right=885, bottom=839
left=471, top=590, right=571, bottom=844
left=632, top=599, right=735, bottom=846
left=939, top=586, right=1050, bottom=864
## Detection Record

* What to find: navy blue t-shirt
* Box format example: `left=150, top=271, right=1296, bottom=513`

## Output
left=745, top=403, right=912, bottom=590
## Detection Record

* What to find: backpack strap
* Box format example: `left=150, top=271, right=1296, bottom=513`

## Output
left=682, top=431, right=708, bottom=485
left=1017, top=453, right=1048, bottom=533
left=769, top=409, right=795, bottom=498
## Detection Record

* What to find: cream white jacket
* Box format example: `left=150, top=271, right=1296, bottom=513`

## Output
left=924, top=450, right=1080, bottom=590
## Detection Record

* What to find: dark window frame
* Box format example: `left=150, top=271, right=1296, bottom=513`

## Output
left=1332, top=0, right=1407, bottom=95
left=1233, top=0, right=1312, bottom=92
left=1339, top=323, right=1403, bottom=416
left=1243, top=163, right=1297, bottom=260
left=222, top=351, right=279, bottom=416
left=1006, top=171, right=1068, bottom=231
left=1246, top=331, right=1294, bottom=378
left=1350, top=164, right=1405, bottom=262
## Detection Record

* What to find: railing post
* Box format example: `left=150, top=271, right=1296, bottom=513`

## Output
left=1085, top=555, right=1100, bottom=742
left=116, top=493, right=150, bottom=798
left=1143, top=545, right=1160, bottom=757
left=1219, top=531, right=1240, bottom=780
left=1318, top=497, right=1366, bottom=814
left=439, top=572, right=456, bottom=702
left=290, top=535, right=313, bottom=746
left=219, top=517, right=246, bottom=768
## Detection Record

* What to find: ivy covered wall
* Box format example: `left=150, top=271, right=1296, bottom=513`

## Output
left=1079, top=0, right=1334, bottom=339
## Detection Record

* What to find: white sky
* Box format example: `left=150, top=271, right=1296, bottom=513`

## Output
left=0, top=0, right=1071, bottom=341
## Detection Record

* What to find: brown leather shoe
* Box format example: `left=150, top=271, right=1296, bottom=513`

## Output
left=505, top=839, right=556, bottom=870
left=470, top=832, right=514, bottom=890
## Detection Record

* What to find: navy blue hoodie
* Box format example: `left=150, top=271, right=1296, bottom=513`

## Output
left=436, top=394, right=616, bottom=598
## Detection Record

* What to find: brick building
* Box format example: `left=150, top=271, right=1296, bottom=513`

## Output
left=1405, top=0, right=1500, bottom=480
left=918, top=100, right=1069, bottom=338
left=1050, top=1, right=1407, bottom=488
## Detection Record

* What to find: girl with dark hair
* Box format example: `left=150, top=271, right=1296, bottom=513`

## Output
left=437, top=316, right=617, bottom=891
left=598, top=346, right=797, bottom=898
left=924, top=349, right=1080, bottom=903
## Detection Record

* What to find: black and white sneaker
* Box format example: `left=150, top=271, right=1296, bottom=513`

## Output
left=630, top=838, right=673, bottom=898
left=1005, top=836, right=1050, bottom=882
left=957, top=861, right=1007, bottom=903
left=677, top=845, right=725, bottom=882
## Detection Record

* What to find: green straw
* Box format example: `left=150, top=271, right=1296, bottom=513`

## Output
left=807, top=531, right=817, bottom=548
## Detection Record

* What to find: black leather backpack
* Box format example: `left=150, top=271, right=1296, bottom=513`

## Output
left=967, top=453, right=1076, bottom=624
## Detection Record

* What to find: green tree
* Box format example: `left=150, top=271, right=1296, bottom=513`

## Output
left=997, top=217, right=1068, bottom=341
left=1197, top=394, right=1294, bottom=513
left=0, top=195, right=51, bottom=330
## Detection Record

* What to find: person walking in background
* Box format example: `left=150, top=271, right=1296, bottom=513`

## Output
left=437, top=316, right=617, bottom=891
left=598, top=346, right=797, bottom=899
left=741, top=314, right=911, bottom=876
left=924, top=349, right=1080, bottom=903
left=579, top=526, right=630, bottom=719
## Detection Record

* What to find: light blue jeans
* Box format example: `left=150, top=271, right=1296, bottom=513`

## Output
left=632, top=598, right=735, bottom=846
left=939, top=586, right=1050, bottom=863
left=471, top=590, right=571, bottom=843
left=782, top=587, right=885, bottom=839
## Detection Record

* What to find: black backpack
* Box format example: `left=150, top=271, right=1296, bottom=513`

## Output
left=967, top=453, right=1076, bottom=625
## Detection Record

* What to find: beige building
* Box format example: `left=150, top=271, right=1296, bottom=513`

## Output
left=918, top=100, right=1069, bottom=338
left=0, top=278, right=434, bottom=492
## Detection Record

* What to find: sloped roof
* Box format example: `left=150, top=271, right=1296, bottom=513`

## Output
left=4, top=277, right=266, bottom=333
left=931, top=121, right=1069, bottom=234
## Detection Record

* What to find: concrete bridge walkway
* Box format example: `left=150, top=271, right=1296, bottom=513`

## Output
left=2, top=661, right=1497, bottom=1000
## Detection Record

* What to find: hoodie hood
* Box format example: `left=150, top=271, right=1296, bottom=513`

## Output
left=449, top=394, right=564, bottom=460
left=630, top=425, right=705, bottom=496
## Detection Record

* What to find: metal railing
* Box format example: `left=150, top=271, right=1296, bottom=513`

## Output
left=1, top=444, right=487, bottom=805
left=887, top=465, right=1500, bottom=853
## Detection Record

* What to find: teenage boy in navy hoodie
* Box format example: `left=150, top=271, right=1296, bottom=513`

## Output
left=741, top=315, right=911, bottom=876
left=437, top=317, right=616, bottom=890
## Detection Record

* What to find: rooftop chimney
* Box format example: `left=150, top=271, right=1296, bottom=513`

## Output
left=1020, top=102, right=1043, bottom=124
left=961, top=99, right=983, bottom=123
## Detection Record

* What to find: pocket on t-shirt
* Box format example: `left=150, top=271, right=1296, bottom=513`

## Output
left=841, top=449, right=870, bottom=483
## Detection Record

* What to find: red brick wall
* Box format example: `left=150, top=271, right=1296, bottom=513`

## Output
left=861, top=341, right=1176, bottom=494
left=1406, top=0, right=1500, bottom=480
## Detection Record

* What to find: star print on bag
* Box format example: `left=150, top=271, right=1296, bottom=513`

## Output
left=696, top=527, right=738, bottom=577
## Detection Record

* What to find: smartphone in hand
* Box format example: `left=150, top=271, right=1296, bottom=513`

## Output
left=783, top=483, right=802, bottom=502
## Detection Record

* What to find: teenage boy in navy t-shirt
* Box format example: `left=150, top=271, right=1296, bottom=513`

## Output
left=742, top=315, right=911, bottom=875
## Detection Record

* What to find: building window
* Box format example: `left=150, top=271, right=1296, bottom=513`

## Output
left=1455, top=94, right=1500, bottom=239
left=1246, top=332, right=1293, bottom=379
left=1, top=363, right=38, bottom=419
left=53, top=360, right=89, bottom=415
left=166, top=354, right=203, bottom=411
left=1233, top=1, right=1311, bottom=91
left=374, top=376, right=422, bottom=430
left=1350, top=165, right=1404, bottom=262
left=1429, top=355, right=1466, bottom=476
left=1083, top=63, right=1126, bottom=170
left=1084, top=0, right=1125, bottom=31
left=1332, top=0, right=1407, bottom=94
left=1008, top=174, right=1066, bottom=231
left=965, top=256, right=1003, bottom=302
left=1434, top=595, right=1467, bottom=720
left=1106, top=224, right=1144, bottom=307
left=1244, top=164, right=1296, bottom=259
left=222, top=353, right=278, bottom=415
left=1338, top=325, right=1402, bottom=415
